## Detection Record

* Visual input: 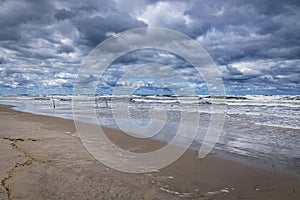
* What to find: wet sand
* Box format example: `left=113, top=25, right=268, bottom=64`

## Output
left=0, top=104, right=299, bottom=199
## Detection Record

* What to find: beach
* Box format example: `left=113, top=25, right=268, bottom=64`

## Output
left=0, top=104, right=299, bottom=199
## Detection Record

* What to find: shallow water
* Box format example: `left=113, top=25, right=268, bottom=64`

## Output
left=0, top=94, right=299, bottom=175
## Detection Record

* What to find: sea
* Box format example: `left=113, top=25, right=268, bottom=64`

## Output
left=0, top=94, right=299, bottom=175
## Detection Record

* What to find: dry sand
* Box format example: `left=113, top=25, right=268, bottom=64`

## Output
left=0, top=104, right=299, bottom=199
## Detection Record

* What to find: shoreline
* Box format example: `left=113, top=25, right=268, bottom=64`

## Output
left=5, top=101, right=300, bottom=176
left=0, top=104, right=299, bottom=199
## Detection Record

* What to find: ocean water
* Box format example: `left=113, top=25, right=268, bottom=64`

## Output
left=0, top=94, right=299, bottom=175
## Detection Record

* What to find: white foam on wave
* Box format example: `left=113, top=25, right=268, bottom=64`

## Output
left=254, top=122, right=300, bottom=130
left=227, top=111, right=300, bottom=119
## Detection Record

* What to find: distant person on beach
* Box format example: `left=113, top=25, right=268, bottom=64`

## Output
left=51, top=96, right=56, bottom=109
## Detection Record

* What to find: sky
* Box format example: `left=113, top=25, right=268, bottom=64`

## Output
left=0, top=0, right=299, bottom=95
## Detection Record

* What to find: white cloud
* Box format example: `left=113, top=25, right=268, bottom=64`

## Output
left=42, top=79, right=68, bottom=87
left=137, top=1, right=192, bottom=27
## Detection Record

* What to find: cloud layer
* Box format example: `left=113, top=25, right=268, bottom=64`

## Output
left=0, top=0, right=299, bottom=95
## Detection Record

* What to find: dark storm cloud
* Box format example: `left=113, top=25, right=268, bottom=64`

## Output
left=0, top=0, right=299, bottom=94
left=0, top=0, right=56, bottom=41
left=54, top=8, right=74, bottom=21
left=186, top=0, right=300, bottom=63
left=0, top=55, right=5, bottom=64
left=52, top=0, right=147, bottom=46
left=72, top=13, right=146, bottom=46
left=0, top=0, right=147, bottom=93
left=57, top=45, right=75, bottom=54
